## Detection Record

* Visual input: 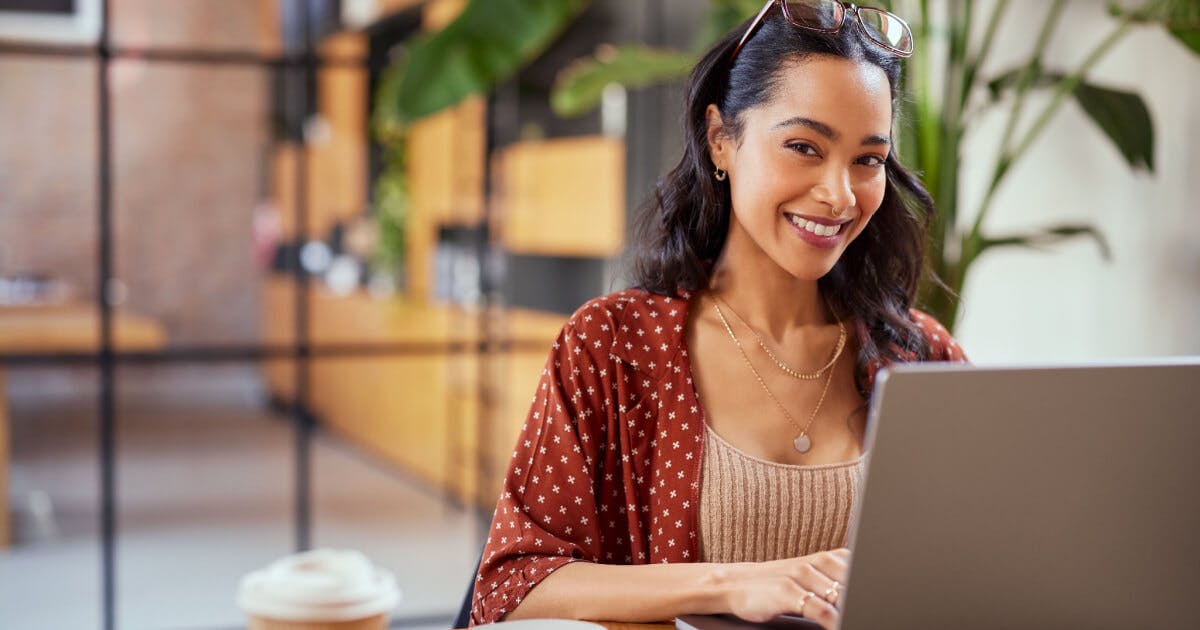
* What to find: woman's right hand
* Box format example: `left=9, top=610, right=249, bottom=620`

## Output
left=713, top=548, right=851, bottom=630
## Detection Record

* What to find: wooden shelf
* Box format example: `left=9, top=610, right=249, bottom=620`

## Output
left=0, top=304, right=166, bottom=354
left=259, top=278, right=566, bottom=505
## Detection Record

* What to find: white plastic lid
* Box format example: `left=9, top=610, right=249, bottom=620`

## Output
left=237, top=549, right=401, bottom=622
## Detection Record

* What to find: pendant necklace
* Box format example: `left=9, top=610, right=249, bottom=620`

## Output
left=715, top=295, right=847, bottom=380
left=712, top=297, right=840, bottom=454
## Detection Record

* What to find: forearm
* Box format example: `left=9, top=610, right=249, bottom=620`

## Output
left=505, top=560, right=733, bottom=623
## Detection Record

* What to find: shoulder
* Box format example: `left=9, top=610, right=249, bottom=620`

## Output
left=560, top=289, right=691, bottom=375
left=908, top=309, right=968, bottom=362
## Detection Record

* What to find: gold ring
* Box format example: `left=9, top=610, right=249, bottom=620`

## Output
left=823, top=580, right=840, bottom=605
left=797, top=590, right=815, bottom=615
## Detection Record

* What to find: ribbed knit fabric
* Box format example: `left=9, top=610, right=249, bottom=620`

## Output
left=698, top=427, right=865, bottom=563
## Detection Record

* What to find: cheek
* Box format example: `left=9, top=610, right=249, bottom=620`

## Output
left=847, top=178, right=887, bottom=239
left=856, top=177, right=887, bottom=222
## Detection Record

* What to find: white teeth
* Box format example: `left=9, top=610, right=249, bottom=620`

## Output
left=790, top=215, right=840, bottom=237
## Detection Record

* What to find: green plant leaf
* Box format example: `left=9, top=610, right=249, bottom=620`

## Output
left=1168, top=24, right=1200, bottom=53
left=985, top=63, right=1057, bottom=102
left=372, top=144, right=410, bottom=269
left=550, top=45, right=697, bottom=117
left=986, top=68, right=1155, bottom=172
left=1108, top=0, right=1200, bottom=54
left=1073, top=82, right=1155, bottom=172
left=373, top=59, right=408, bottom=144
left=387, top=0, right=591, bottom=125
left=980, top=224, right=1112, bottom=259
left=551, top=0, right=762, bottom=118
left=694, top=0, right=764, bottom=51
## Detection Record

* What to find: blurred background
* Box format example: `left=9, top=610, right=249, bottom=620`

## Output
left=0, top=0, right=1195, bottom=628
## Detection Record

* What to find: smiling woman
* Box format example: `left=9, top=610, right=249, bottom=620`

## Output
left=470, top=2, right=967, bottom=629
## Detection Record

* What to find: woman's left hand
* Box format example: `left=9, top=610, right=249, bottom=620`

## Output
left=713, top=547, right=851, bottom=629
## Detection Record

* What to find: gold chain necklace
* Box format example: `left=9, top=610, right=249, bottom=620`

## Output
left=713, top=295, right=847, bottom=380
left=712, top=298, right=838, bottom=454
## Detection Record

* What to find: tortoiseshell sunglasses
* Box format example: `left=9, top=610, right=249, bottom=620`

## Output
left=731, top=0, right=915, bottom=61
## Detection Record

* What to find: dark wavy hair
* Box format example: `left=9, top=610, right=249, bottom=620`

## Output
left=630, top=7, right=940, bottom=399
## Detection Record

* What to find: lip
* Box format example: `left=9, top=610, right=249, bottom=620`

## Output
left=784, top=212, right=850, bottom=249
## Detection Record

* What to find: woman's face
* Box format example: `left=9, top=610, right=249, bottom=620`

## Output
left=707, top=55, right=893, bottom=282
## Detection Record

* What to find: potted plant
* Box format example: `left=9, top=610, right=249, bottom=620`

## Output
left=373, top=0, right=1198, bottom=329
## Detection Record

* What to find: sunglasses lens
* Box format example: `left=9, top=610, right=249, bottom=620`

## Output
left=784, top=0, right=843, bottom=31
left=856, top=7, right=914, bottom=55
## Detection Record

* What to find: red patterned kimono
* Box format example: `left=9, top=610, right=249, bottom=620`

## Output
left=470, top=289, right=966, bottom=625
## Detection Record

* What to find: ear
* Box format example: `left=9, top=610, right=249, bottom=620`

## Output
left=705, top=104, right=731, bottom=172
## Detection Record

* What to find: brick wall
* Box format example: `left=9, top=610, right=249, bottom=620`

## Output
left=0, top=0, right=273, bottom=346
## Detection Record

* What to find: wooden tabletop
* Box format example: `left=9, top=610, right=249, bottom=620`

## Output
left=260, top=277, right=568, bottom=346
left=0, top=304, right=166, bottom=354
left=458, top=619, right=672, bottom=624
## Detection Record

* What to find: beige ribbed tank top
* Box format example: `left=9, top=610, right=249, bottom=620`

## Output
left=698, top=427, right=865, bottom=563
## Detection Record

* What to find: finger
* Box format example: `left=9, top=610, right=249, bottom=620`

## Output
left=784, top=561, right=839, bottom=609
left=817, top=548, right=851, bottom=568
left=818, top=578, right=844, bottom=610
left=787, top=559, right=846, bottom=611
left=791, top=555, right=842, bottom=587
left=797, top=591, right=840, bottom=629
left=807, top=553, right=850, bottom=583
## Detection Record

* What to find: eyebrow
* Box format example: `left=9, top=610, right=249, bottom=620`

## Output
left=773, top=116, right=891, bottom=147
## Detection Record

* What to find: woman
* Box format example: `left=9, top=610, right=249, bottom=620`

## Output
left=470, top=2, right=966, bottom=628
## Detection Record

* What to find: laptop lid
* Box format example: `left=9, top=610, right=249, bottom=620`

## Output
left=840, top=359, right=1200, bottom=630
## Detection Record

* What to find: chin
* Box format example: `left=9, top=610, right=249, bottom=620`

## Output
left=781, top=255, right=841, bottom=283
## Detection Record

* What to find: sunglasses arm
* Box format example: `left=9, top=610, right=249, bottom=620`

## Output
left=731, top=0, right=779, bottom=61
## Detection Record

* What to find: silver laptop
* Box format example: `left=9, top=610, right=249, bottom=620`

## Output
left=839, top=359, right=1200, bottom=630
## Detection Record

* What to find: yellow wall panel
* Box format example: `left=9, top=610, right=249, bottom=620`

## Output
left=496, top=136, right=625, bottom=257
left=259, top=277, right=567, bottom=505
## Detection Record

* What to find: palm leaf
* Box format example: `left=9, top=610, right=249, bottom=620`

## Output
left=1109, top=0, right=1200, bottom=54
left=986, top=68, right=1155, bottom=172
left=551, top=45, right=697, bottom=118
left=1073, top=82, right=1155, bottom=171
left=980, top=224, right=1112, bottom=259
left=694, top=0, right=764, bottom=51
left=384, top=0, right=591, bottom=125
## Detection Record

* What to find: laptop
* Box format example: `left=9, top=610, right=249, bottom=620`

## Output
left=680, top=358, right=1200, bottom=630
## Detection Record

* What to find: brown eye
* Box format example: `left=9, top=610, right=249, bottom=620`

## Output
left=857, top=155, right=886, bottom=168
left=787, top=142, right=820, bottom=157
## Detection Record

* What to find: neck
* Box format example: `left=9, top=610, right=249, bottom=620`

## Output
left=707, top=231, right=835, bottom=340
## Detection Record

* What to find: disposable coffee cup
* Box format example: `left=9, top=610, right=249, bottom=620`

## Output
left=237, top=548, right=400, bottom=630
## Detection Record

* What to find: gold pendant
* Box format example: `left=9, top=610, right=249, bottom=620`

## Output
left=793, top=434, right=812, bottom=454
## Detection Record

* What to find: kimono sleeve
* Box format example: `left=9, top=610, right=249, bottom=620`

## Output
left=910, top=309, right=969, bottom=362
left=470, top=317, right=614, bottom=625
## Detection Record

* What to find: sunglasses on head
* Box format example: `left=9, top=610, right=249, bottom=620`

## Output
left=731, top=0, right=915, bottom=62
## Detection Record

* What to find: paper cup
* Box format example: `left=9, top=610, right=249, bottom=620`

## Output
left=238, top=549, right=400, bottom=630
left=244, top=612, right=389, bottom=630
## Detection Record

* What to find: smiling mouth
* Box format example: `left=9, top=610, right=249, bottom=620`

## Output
left=786, top=213, right=847, bottom=237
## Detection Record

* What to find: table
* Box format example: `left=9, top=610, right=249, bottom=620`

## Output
left=0, top=304, right=165, bottom=547
left=597, top=619, right=676, bottom=624
left=458, top=619, right=672, bottom=624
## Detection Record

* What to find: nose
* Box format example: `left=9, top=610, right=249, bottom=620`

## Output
left=811, top=164, right=856, bottom=214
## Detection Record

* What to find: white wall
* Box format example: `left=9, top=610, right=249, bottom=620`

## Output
left=953, top=0, right=1200, bottom=363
